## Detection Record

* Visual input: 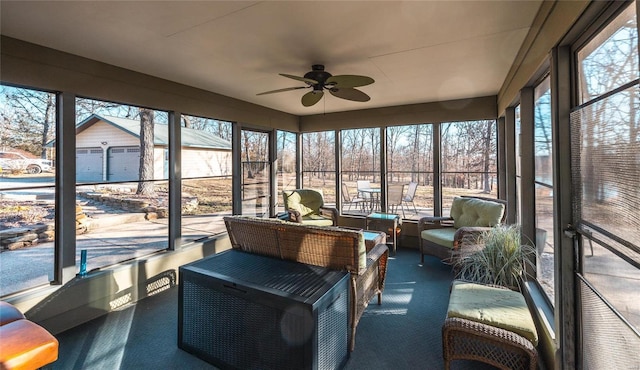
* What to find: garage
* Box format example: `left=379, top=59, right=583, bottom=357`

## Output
left=108, top=146, right=140, bottom=182
left=76, top=147, right=103, bottom=182
left=73, top=115, right=232, bottom=182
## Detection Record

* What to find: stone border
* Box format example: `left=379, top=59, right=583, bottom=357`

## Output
left=1, top=192, right=198, bottom=251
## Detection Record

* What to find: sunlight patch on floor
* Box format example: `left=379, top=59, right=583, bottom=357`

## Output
left=76, top=305, right=136, bottom=369
left=365, top=286, right=415, bottom=316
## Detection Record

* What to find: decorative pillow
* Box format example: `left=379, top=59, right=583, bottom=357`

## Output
left=452, top=197, right=504, bottom=229
left=450, top=197, right=466, bottom=221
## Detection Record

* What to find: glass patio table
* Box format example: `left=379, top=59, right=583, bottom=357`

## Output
left=358, top=187, right=381, bottom=213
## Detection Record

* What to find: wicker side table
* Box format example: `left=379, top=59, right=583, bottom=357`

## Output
left=366, top=212, right=401, bottom=255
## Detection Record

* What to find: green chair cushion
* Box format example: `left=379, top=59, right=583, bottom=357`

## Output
left=300, top=215, right=334, bottom=227
left=283, top=189, right=324, bottom=217
left=447, top=280, right=538, bottom=346
left=451, top=197, right=505, bottom=229
left=421, top=228, right=456, bottom=249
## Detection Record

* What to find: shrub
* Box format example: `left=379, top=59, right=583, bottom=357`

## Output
left=454, top=224, right=536, bottom=291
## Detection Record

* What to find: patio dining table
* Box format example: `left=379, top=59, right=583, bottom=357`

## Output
left=358, top=187, right=381, bottom=213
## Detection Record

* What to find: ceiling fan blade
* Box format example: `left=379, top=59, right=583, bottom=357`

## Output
left=280, top=73, right=318, bottom=85
left=326, top=75, right=374, bottom=88
left=329, top=87, right=370, bottom=102
left=256, top=86, right=308, bottom=96
left=301, top=91, right=324, bottom=107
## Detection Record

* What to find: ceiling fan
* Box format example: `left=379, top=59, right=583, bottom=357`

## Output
left=257, top=64, right=374, bottom=107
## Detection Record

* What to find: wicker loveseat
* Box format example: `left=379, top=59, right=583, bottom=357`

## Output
left=418, top=196, right=506, bottom=264
left=223, top=216, right=389, bottom=351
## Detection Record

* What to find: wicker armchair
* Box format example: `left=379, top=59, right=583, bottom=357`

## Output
left=223, top=216, right=389, bottom=352
left=282, top=189, right=338, bottom=226
left=418, top=196, right=506, bottom=264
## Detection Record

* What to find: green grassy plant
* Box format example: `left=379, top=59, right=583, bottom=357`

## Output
left=454, top=224, right=536, bottom=291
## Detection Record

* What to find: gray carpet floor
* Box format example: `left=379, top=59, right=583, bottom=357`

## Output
left=48, top=248, right=496, bottom=369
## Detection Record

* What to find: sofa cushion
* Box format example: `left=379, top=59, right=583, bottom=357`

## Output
left=283, top=189, right=324, bottom=217
left=421, top=228, right=456, bottom=249
left=447, top=281, right=538, bottom=346
left=451, top=197, right=505, bottom=229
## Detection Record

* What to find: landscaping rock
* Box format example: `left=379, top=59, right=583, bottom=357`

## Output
left=156, top=207, right=168, bottom=218
left=0, top=228, right=32, bottom=239
left=7, top=233, right=38, bottom=244
left=5, top=242, right=26, bottom=250
left=38, top=230, right=55, bottom=242
left=33, top=224, right=53, bottom=233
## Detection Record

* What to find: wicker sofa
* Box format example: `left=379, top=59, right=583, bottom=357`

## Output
left=223, top=216, right=389, bottom=351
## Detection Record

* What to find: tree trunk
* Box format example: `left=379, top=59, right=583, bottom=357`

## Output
left=483, top=120, right=493, bottom=193
left=137, top=109, right=155, bottom=195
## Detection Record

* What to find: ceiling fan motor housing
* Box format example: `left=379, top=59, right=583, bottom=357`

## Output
left=304, top=64, right=332, bottom=88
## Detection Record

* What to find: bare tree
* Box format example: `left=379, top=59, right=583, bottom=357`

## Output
left=386, top=125, right=410, bottom=182
left=137, top=108, right=155, bottom=195
left=277, top=131, right=296, bottom=173
left=579, top=16, right=638, bottom=206
left=76, top=98, right=122, bottom=122
left=483, top=120, right=494, bottom=193
left=1, top=86, right=55, bottom=157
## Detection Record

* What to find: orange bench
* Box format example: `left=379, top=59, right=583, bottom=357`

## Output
left=0, top=301, right=58, bottom=370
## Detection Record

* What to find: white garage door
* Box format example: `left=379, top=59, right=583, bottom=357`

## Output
left=108, top=146, right=140, bottom=182
left=76, top=148, right=103, bottom=182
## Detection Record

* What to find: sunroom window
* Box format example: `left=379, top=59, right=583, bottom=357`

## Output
left=0, top=85, right=56, bottom=296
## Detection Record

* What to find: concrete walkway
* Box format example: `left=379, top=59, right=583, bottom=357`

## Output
left=0, top=200, right=228, bottom=296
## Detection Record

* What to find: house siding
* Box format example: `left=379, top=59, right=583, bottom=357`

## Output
left=182, top=148, right=231, bottom=178
left=76, top=119, right=230, bottom=181
left=77, top=121, right=139, bottom=147
left=154, top=147, right=166, bottom=180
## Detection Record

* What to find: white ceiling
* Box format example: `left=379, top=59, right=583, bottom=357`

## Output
left=1, top=1, right=542, bottom=116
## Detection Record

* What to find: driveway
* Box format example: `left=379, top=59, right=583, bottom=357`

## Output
left=0, top=200, right=228, bottom=296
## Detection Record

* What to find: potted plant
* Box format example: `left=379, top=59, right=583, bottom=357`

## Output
left=453, top=224, right=536, bottom=291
